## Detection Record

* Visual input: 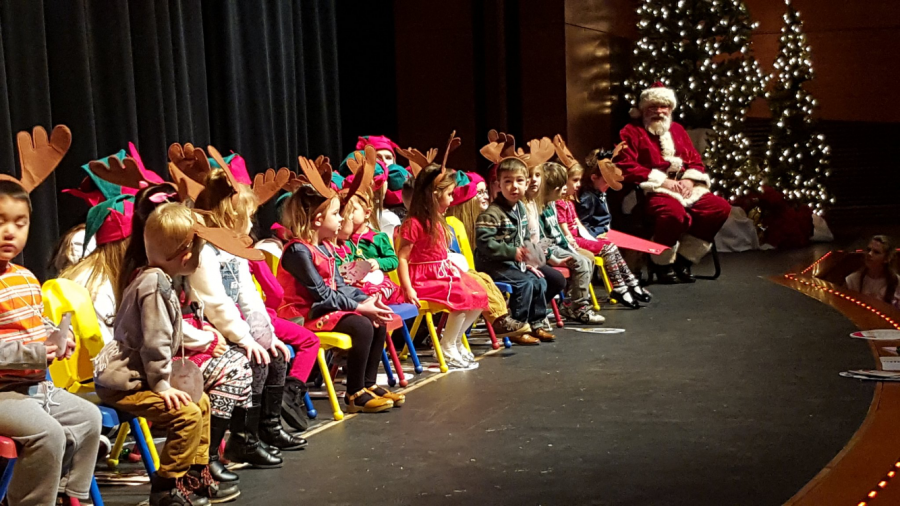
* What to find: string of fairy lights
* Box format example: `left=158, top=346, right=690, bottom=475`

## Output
left=626, top=0, right=832, bottom=214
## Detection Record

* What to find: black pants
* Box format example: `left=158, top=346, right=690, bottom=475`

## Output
left=480, top=264, right=548, bottom=326
left=538, top=264, right=567, bottom=302
left=333, top=314, right=387, bottom=395
left=250, top=353, right=288, bottom=396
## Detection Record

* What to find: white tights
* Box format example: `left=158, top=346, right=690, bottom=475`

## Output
left=440, top=309, right=481, bottom=361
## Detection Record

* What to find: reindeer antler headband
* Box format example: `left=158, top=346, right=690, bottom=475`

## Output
left=166, top=210, right=265, bottom=262
left=0, top=125, right=72, bottom=193
left=480, top=129, right=554, bottom=170
left=397, top=130, right=461, bottom=188
left=297, top=144, right=376, bottom=213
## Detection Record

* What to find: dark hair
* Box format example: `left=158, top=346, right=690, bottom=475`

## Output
left=0, top=180, right=31, bottom=213
left=117, top=184, right=179, bottom=303
left=405, top=163, right=456, bottom=246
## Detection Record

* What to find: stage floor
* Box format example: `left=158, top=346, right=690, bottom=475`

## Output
left=101, top=248, right=875, bottom=505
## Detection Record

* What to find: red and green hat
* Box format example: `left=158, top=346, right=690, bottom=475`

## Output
left=84, top=194, right=135, bottom=246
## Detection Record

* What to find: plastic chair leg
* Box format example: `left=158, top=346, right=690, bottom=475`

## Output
left=138, top=418, right=160, bottom=470
left=381, top=350, right=396, bottom=387
left=551, top=299, right=564, bottom=328
left=461, top=333, right=472, bottom=354
left=90, top=477, right=105, bottom=506
left=128, top=418, right=157, bottom=476
left=484, top=316, right=500, bottom=350
left=398, top=321, right=422, bottom=374
left=588, top=283, right=601, bottom=312
left=303, top=392, right=317, bottom=419
left=425, top=313, right=448, bottom=373
left=385, top=334, right=407, bottom=387
left=107, top=423, right=130, bottom=469
left=0, top=457, right=16, bottom=499
left=317, top=349, right=344, bottom=421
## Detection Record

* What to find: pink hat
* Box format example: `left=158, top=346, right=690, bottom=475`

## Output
left=450, top=172, right=484, bottom=207
left=356, top=135, right=399, bottom=154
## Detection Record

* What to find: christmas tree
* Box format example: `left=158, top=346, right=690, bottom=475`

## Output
left=626, top=0, right=766, bottom=199
left=764, top=0, right=832, bottom=213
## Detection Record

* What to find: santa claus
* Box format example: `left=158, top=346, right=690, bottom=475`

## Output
left=614, top=82, right=731, bottom=284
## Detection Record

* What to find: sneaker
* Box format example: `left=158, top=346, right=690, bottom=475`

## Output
left=150, top=476, right=210, bottom=506
left=490, top=316, right=532, bottom=337
left=573, top=304, right=605, bottom=324
left=559, top=302, right=575, bottom=322
left=444, top=355, right=469, bottom=370
left=187, top=466, right=240, bottom=504
left=457, top=341, right=475, bottom=363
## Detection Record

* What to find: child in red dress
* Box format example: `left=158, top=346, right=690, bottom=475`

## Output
left=396, top=160, right=489, bottom=371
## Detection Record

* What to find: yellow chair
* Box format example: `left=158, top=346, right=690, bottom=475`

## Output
left=42, top=279, right=105, bottom=394
left=314, top=331, right=354, bottom=420
left=590, top=256, right=616, bottom=310
left=388, top=266, right=454, bottom=372
left=41, top=279, right=160, bottom=470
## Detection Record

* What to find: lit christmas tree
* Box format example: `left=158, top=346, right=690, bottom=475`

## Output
left=764, top=0, right=832, bottom=213
left=626, top=0, right=766, bottom=199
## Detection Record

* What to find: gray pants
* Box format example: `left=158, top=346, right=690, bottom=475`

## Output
left=0, top=382, right=102, bottom=504
left=549, top=246, right=594, bottom=302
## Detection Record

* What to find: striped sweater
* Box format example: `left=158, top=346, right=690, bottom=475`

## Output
left=0, top=263, right=52, bottom=389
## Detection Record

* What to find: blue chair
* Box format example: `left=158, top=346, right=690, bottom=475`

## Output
left=286, top=345, right=317, bottom=419
left=102, top=405, right=158, bottom=477
left=389, top=303, right=423, bottom=374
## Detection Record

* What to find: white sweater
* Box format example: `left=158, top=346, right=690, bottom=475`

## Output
left=187, top=244, right=274, bottom=346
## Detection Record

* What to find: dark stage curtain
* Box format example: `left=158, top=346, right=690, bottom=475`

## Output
left=0, top=0, right=341, bottom=280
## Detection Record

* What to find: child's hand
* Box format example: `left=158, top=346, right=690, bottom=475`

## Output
left=64, top=334, right=76, bottom=359
left=45, top=343, right=59, bottom=362
left=526, top=265, right=545, bottom=278
left=271, top=338, right=291, bottom=361
left=160, top=387, right=193, bottom=411
left=211, top=332, right=228, bottom=358
left=358, top=297, right=394, bottom=325
left=367, top=259, right=381, bottom=271
left=241, top=339, right=271, bottom=365
left=404, top=287, right=420, bottom=308
left=515, top=247, right=529, bottom=263
left=547, top=257, right=565, bottom=267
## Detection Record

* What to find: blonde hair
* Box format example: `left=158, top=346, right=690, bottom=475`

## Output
left=445, top=195, right=481, bottom=246
left=60, top=239, right=129, bottom=299
left=281, top=185, right=336, bottom=243
left=539, top=162, right=568, bottom=209
left=195, top=169, right=259, bottom=233
left=145, top=203, right=196, bottom=260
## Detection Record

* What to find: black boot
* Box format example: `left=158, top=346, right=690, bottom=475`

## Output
left=149, top=475, right=209, bottom=506
left=259, top=388, right=308, bottom=451
left=258, top=439, right=281, bottom=457
left=209, top=416, right=239, bottom=484
left=672, top=255, right=696, bottom=283
left=187, top=465, right=241, bottom=504
left=649, top=263, right=679, bottom=284
left=282, top=377, right=310, bottom=432
left=222, top=405, right=283, bottom=468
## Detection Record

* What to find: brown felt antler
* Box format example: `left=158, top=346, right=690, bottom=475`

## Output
left=88, top=156, right=149, bottom=190
left=552, top=134, right=578, bottom=169
left=479, top=129, right=518, bottom=165
left=523, top=137, right=555, bottom=169
left=168, top=143, right=211, bottom=185
left=207, top=145, right=242, bottom=193
left=340, top=145, right=376, bottom=204
left=252, top=168, right=291, bottom=205
left=397, top=146, right=437, bottom=177
left=598, top=141, right=627, bottom=191
left=0, top=125, right=72, bottom=193
left=297, top=154, right=337, bottom=200
left=440, top=131, right=461, bottom=173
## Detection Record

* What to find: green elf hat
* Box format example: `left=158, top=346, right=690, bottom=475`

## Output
left=84, top=194, right=135, bottom=247
left=63, top=150, right=128, bottom=206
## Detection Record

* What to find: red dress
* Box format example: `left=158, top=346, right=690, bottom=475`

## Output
left=276, top=239, right=357, bottom=332
left=399, top=217, right=488, bottom=310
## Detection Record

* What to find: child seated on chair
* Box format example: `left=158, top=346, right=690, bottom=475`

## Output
left=568, top=149, right=651, bottom=306
left=0, top=180, right=102, bottom=506
left=276, top=150, right=405, bottom=413
left=333, top=188, right=406, bottom=305
left=474, top=158, right=555, bottom=344
left=95, top=203, right=241, bottom=506
left=445, top=171, right=534, bottom=342
left=537, top=162, right=606, bottom=322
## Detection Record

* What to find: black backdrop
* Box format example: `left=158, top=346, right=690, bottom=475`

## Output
left=0, top=0, right=342, bottom=280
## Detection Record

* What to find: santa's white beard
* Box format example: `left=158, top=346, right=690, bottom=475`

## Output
left=644, top=115, right=672, bottom=136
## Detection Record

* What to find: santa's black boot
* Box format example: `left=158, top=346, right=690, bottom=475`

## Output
left=672, top=255, right=696, bottom=283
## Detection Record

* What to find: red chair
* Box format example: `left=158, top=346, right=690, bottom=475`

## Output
left=0, top=435, right=105, bottom=505
left=550, top=266, right=569, bottom=328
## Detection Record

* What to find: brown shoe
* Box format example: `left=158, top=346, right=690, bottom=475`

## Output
left=508, top=334, right=540, bottom=346
left=367, top=386, right=405, bottom=407
left=346, top=389, right=393, bottom=413
left=532, top=328, right=555, bottom=342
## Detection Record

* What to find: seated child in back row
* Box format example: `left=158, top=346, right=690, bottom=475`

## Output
left=0, top=180, right=102, bottom=506
left=95, top=203, right=240, bottom=506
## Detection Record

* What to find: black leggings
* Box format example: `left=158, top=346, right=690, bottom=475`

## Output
left=250, top=353, right=288, bottom=396
left=333, top=314, right=387, bottom=395
left=538, top=265, right=567, bottom=303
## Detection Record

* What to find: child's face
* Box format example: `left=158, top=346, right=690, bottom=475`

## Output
left=315, top=198, right=343, bottom=240
left=527, top=168, right=542, bottom=197
left=436, top=185, right=454, bottom=214
left=499, top=172, right=527, bottom=203
left=591, top=173, right=608, bottom=192
left=0, top=196, right=29, bottom=263
left=376, top=149, right=395, bottom=167
left=865, top=240, right=888, bottom=270
left=566, top=174, right=582, bottom=196
left=476, top=182, right=489, bottom=211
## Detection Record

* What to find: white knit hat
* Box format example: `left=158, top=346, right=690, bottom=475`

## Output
left=630, top=81, right=677, bottom=118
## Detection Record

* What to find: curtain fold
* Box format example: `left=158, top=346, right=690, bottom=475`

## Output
left=0, top=0, right=341, bottom=280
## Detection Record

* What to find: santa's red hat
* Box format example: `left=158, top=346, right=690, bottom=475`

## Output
left=631, top=81, right=677, bottom=118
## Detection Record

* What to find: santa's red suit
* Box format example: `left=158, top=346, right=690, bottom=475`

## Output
left=615, top=116, right=730, bottom=266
